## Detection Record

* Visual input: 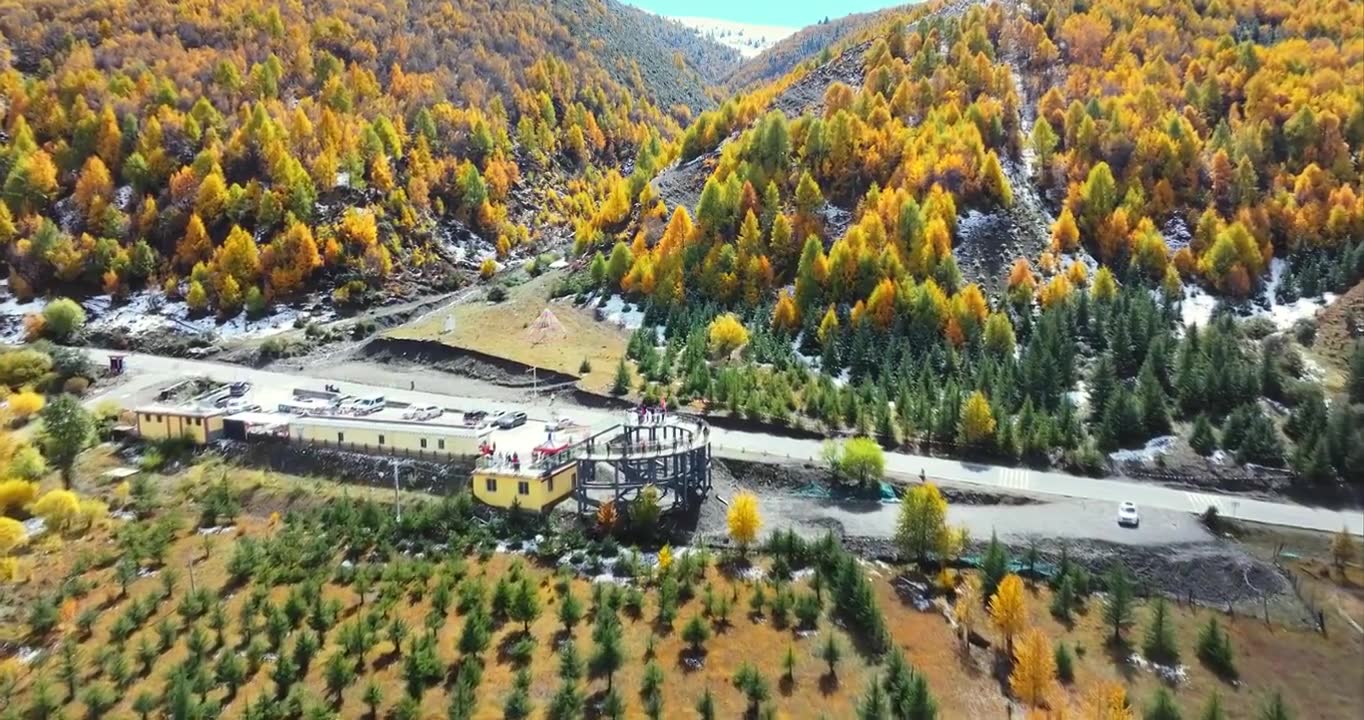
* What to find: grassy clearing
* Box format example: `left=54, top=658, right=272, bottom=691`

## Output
left=387, top=270, right=628, bottom=394
left=1011, top=577, right=1364, bottom=718
left=2, top=456, right=1361, bottom=720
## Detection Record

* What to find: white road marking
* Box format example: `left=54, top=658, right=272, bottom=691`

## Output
left=999, top=468, right=1030, bottom=491
left=1185, top=492, right=1224, bottom=515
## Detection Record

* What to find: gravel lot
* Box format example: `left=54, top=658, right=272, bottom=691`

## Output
left=696, top=460, right=1298, bottom=610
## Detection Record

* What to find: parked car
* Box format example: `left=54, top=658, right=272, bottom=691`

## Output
left=463, top=410, right=489, bottom=427
left=1117, top=501, right=1140, bottom=528
left=544, top=416, right=574, bottom=432
left=228, top=381, right=251, bottom=397
left=494, top=411, right=527, bottom=429
left=224, top=399, right=261, bottom=414
left=348, top=395, right=385, bottom=415
left=403, top=403, right=443, bottom=421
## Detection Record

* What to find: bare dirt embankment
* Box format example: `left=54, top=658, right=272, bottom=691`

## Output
left=361, top=337, right=578, bottom=389
left=1314, top=278, right=1364, bottom=370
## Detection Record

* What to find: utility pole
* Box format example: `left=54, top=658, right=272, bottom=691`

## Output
left=393, top=464, right=401, bottom=521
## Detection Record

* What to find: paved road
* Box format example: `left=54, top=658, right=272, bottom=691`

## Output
left=84, top=349, right=1364, bottom=536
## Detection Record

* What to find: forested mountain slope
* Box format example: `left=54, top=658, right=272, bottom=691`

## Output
left=574, top=0, right=1363, bottom=484
left=0, top=0, right=735, bottom=315
left=566, top=0, right=742, bottom=111
left=723, top=5, right=908, bottom=91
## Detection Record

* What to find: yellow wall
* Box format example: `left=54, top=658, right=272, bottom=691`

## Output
left=136, top=411, right=223, bottom=444
left=473, top=462, right=576, bottom=512
left=291, top=420, right=484, bottom=458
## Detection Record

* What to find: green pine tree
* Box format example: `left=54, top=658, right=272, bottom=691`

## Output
left=1142, top=598, right=1179, bottom=664
left=1200, top=692, right=1225, bottom=720
left=611, top=357, right=631, bottom=396
left=1103, top=563, right=1135, bottom=643
left=981, top=531, right=1009, bottom=599
left=1257, top=691, right=1291, bottom=720
left=1054, top=642, right=1075, bottom=683
left=1145, top=687, right=1183, bottom=720
left=1189, top=414, right=1217, bottom=456
left=1138, top=357, right=1172, bottom=435
left=1350, top=342, right=1364, bottom=403
left=1088, top=353, right=1117, bottom=425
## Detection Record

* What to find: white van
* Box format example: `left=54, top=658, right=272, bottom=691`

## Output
left=349, top=395, right=386, bottom=415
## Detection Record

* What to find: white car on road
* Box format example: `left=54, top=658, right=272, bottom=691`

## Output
left=1117, top=502, right=1140, bottom=528
left=544, top=416, right=575, bottom=432
left=403, top=404, right=443, bottom=421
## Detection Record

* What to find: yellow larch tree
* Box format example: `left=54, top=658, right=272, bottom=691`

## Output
left=707, top=314, right=749, bottom=358
left=771, top=289, right=799, bottom=332
left=953, top=573, right=982, bottom=649
left=7, top=389, right=45, bottom=420
left=1050, top=207, right=1080, bottom=253
left=32, top=489, right=81, bottom=533
left=1010, top=628, right=1058, bottom=708
left=959, top=391, right=997, bottom=446
left=0, top=517, right=25, bottom=555
left=177, top=214, right=213, bottom=270
left=727, top=491, right=761, bottom=553
left=989, top=573, right=1027, bottom=653
left=1091, top=266, right=1118, bottom=302
left=1082, top=681, right=1135, bottom=720
left=895, top=482, right=949, bottom=563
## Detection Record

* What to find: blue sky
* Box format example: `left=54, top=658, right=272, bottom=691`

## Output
left=625, top=0, right=910, bottom=28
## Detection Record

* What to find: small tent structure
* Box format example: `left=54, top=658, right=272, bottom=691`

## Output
left=526, top=308, right=568, bottom=345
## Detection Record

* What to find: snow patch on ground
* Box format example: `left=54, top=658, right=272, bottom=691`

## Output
left=1176, top=258, right=1336, bottom=331
left=1128, top=653, right=1188, bottom=685
left=593, top=294, right=645, bottom=330
left=1108, top=435, right=1178, bottom=463
left=790, top=332, right=820, bottom=370
left=590, top=572, right=635, bottom=586
left=1066, top=379, right=1090, bottom=416
left=1300, top=354, right=1327, bottom=383
left=1260, top=258, right=1338, bottom=330
left=1178, top=284, right=1222, bottom=330
left=0, top=288, right=333, bottom=344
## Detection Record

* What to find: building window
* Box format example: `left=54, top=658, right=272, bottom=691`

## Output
left=420, top=438, right=428, bottom=449
left=337, top=432, right=345, bottom=442
left=194, top=418, right=202, bottom=426
left=378, top=434, right=385, bottom=445
left=547, top=477, right=554, bottom=493
left=485, top=478, right=497, bottom=492
left=438, top=439, right=446, bottom=450
left=518, top=481, right=530, bottom=496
